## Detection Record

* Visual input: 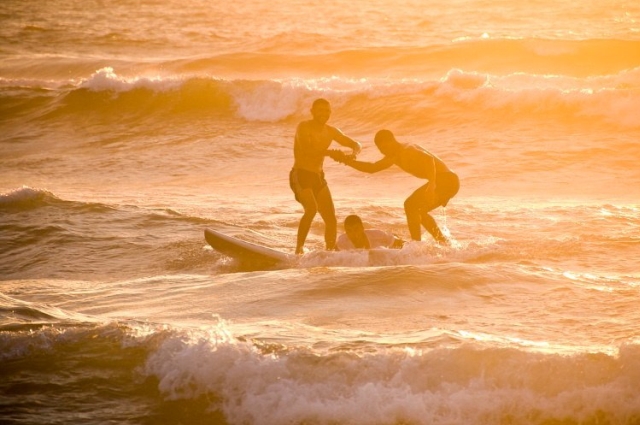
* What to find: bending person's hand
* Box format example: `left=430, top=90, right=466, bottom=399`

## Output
left=352, top=141, right=362, bottom=157
left=326, top=149, right=350, bottom=164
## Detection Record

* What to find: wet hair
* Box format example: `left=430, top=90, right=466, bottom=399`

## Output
left=312, top=98, right=330, bottom=109
left=344, top=214, right=369, bottom=249
left=374, top=129, right=395, bottom=147
left=344, top=214, right=363, bottom=228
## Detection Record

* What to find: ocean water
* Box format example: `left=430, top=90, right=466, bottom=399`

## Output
left=1, top=0, right=640, bottom=424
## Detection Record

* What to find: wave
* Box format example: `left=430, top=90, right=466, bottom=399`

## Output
left=0, top=186, right=206, bottom=220
left=2, top=186, right=639, bottom=280
left=0, top=186, right=114, bottom=213
left=2, top=319, right=640, bottom=424
left=2, top=65, right=640, bottom=130
left=0, top=187, right=214, bottom=280
left=6, top=37, right=639, bottom=80
left=145, top=329, right=640, bottom=425
left=0, top=293, right=98, bottom=331
left=173, top=37, right=640, bottom=78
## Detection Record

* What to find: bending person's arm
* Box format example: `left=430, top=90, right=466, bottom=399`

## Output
left=344, top=155, right=395, bottom=174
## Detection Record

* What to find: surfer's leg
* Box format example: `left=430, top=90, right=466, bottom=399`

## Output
left=405, top=183, right=448, bottom=243
left=296, top=189, right=317, bottom=254
left=316, top=185, right=337, bottom=251
left=404, top=184, right=430, bottom=240
left=420, top=212, right=448, bottom=244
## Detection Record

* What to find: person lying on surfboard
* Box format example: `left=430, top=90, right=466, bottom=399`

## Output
left=336, top=214, right=404, bottom=250
left=290, top=98, right=362, bottom=255
left=330, top=129, right=459, bottom=244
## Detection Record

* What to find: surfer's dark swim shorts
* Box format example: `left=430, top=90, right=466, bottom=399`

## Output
left=289, top=168, right=328, bottom=203
left=435, top=171, right=460, bottom=207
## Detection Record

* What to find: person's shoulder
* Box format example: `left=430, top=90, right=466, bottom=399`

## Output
left=326, top=124, right=343, bottom=137
left=403, top=143, right=422, bottom=152
left=337, top=233, right=350, bottom=242
left=404, top=143, right=432, bottom=157
left=297, top=119, right=313, bottom=130
left=365, top=229, right=396, bottom=247
left=336, top=233, right=354, bottom=250
left=366, top=229, right=393, bottom=237
left=365, top=229, right=389, bottom=237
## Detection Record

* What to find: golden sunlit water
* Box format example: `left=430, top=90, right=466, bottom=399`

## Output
left=1, top=0, right=640, bottom=424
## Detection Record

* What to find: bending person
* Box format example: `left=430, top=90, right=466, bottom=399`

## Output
left=333, top=130, right=459, bottom=244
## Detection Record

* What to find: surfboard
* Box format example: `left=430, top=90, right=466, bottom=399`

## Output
left=204, top=228, right=293, bottom=266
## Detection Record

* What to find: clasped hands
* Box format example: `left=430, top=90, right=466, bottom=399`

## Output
left=326, top=149, right=356, bottom=165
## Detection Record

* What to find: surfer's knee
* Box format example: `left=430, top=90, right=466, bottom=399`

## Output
left=421, top=212, right=436, bottom=227
left=323, top=212, right=337, bottom=227
left=303, top=207, right=317, bottom=220
left=404, top=198, right=423, bottom=218
left=301, top=199, right=318, bottom=218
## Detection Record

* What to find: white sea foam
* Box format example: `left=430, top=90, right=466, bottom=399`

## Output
left=143, top=324, right=640, bottom=425
left=0, top=186, right=54, bottom=206
left=78, top=67, right=183, bottom=93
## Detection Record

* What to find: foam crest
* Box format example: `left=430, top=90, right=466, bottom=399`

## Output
left=295, top=238, right=502, bottom=269
left=229, top=76, right=420, bottom=122
left=434, top=68, right=640, bottom=128
left=230, top=79, right=304, bottom=122
left=0, top=186, right=58, bottom=210
left=439, top=68, right=489, bottom=90
left=78, top=67, right=183, bottom=93
left=5, top=66, right=639, bottom=128
left=143, top=325, right=640, bottom=424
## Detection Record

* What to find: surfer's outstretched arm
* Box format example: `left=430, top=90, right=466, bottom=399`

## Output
left=327, top=150, right=394, bottom=174
left=343, top=156, right=394, bottom=174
